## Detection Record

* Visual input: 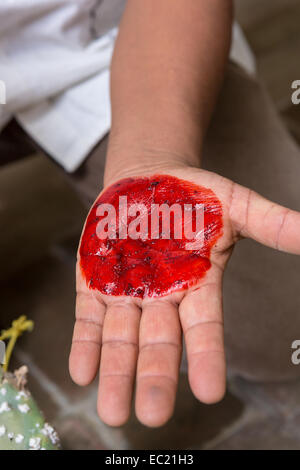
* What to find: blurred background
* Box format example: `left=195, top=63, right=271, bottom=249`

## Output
left=1, top=0, right=300, bottom=450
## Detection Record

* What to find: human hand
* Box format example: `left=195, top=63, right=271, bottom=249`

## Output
left=69, top=166, right=300, bottom=427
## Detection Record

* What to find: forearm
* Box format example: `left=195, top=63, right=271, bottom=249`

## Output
left=105, top=0, right=233, bottom=186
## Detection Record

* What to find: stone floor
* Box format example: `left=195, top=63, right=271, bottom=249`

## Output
left=236, top=0, right=300, bottom=109
left=1, top=0, right=300, bottom=451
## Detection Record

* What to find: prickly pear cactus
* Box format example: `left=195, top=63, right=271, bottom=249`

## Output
left=0, top=316, right=60, bottom=450
left=0, top=365, right=60, bottom=450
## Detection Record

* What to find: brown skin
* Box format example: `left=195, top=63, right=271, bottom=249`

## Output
left=69, top=1, right=300, bottom=427
left=105, top=0, right=233, bottom=184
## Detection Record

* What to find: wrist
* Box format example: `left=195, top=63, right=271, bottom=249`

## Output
left=104, top=124, right=202, bottom=187
left=103, top=150, right=189, bottom=188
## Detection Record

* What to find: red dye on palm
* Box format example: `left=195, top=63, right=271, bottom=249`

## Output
left=80, top=175, right=223, bottom=298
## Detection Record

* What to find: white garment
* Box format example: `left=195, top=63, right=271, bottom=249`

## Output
left=0, top=0, right=255, bottom=172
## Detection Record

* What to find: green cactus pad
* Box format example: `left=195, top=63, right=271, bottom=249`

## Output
left=0, top=366, right=60, bottom=450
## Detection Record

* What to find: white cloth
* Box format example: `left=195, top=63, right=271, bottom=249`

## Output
left=0, top=0, right=255, bottom=172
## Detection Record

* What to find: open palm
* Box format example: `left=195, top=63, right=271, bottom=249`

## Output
left=69, top=166, right=300, bottom=427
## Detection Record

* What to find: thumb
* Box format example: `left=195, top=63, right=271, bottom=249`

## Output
left=230, top=184, right=300, bottom=255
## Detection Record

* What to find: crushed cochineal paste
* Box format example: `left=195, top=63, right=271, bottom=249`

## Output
left=79, top=175, right=223, bottom=298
